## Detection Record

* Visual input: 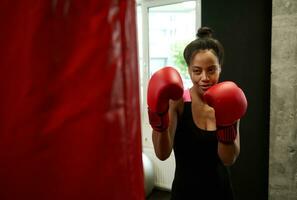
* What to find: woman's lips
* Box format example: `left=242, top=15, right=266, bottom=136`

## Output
left=200, top=85, right=211, bottom=91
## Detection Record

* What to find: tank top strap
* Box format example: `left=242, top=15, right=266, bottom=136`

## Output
left=183, top=89, right=191, bottom=102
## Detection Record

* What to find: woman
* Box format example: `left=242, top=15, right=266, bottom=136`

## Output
left=147, top=27, right=242, bottom=199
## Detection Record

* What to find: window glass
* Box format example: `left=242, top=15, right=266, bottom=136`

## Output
left=148, top=1, right=196, bottom=89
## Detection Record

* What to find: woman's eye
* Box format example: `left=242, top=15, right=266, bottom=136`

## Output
left=208, top=68, right=216, bottom=74
left=193, top=69, right=202, bottom=74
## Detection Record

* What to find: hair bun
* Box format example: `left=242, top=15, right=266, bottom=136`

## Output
left=196, top=27, right=213, bottom=38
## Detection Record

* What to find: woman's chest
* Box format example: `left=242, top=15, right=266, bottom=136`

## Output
left=191, top=102, right=217, bottom=131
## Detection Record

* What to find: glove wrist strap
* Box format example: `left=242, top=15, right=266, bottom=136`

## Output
left=217, top=124, right=237, bottom=144
left=148, top=108, right=169, bottom=132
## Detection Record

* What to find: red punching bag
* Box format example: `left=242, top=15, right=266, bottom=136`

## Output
left=0, top=1, right=144, bottom=200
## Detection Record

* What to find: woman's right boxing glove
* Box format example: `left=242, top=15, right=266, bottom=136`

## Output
left=147, top=66, right=184, bottom=132
left=204, top=81, right=248, bottom=143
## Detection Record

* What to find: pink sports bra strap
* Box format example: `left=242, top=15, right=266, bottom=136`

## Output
left=183, top=89, right=191, bottom=102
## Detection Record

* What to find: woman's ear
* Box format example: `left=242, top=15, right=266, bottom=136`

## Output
left=218, top=66, right=222, bottom=74
left=187, top=66, right=192, bottom=79
left=187, top=66, right=191, bottom=75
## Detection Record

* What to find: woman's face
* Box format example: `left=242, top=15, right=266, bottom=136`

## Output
left=188, top=50, right=221, bottom=96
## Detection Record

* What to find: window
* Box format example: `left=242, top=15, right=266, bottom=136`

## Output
left=136, top=0, right=201, bottom=147
left=148, top=1, right=197, bottom=87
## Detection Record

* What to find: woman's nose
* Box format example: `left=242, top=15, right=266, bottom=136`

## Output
left=201, top=71, right=209, bottom=81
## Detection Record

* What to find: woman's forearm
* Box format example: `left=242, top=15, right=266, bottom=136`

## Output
left=152, top=129, right=173, bottom=161
left=217, top=120, right=241, bottom=166
left=218, top=140, right=240, bottom=166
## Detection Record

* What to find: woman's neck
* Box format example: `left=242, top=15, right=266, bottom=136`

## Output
left=190, top=87, right=206, bottom=105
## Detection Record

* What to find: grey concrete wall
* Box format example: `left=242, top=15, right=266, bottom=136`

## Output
left=270, top=0, right=297, bottom=199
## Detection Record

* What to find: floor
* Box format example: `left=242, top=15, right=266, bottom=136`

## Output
left=146, top=188, right=171, bottom=200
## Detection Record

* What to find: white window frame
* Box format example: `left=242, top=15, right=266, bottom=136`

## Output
left=137, top=0, right=201, bottom=148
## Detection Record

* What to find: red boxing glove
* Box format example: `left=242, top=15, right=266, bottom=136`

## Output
left=147, top=67, right=184, bottom=132
left=204, top=81, right=248, bottom=143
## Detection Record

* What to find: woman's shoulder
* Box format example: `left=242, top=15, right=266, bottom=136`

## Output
left=183, top=88, right=191, bottom=102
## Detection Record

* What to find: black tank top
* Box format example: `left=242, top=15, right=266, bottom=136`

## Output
left=171, top=102, right=234, bottom=200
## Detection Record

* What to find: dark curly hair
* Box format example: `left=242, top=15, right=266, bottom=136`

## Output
left=183, top=27, right=224, bottom=66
